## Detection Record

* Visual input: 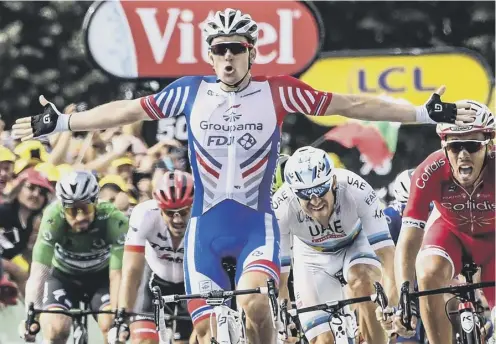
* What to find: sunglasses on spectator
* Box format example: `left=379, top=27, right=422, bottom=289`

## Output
left=162, top=207, right=191, bottom=218
left=63, top=203, right=96, bottom=218
left=210, top=42, right=253, bottom=56
left=294, top=181, right=332, bottom=201
left=442, top=139, right=490, bottom=154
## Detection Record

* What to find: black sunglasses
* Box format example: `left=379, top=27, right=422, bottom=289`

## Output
left=443, top=140, right=489, bottom=154
left=293, top=181, right=332, bottom=201
left=210, top=42, right=253, bottom=56
left=163, top=208, right=190, bottom=218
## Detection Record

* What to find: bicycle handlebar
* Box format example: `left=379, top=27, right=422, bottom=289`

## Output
left=152, top=278, right=279, bottom=332
left=399, top=280, right=496, bottom=330
left=290, top=281, right=387, bottom=315
left=25, top=302, right=115, bottom=336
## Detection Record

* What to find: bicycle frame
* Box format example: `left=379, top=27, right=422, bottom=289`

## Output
left=399, top=280, right=496, bottom=344
left=152, top=279, right=279, bottom=344
left=282, top=282, right=388, bottom=344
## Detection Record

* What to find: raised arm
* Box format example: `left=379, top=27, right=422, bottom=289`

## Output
left=12, top=76, right=197, bottom=141
left=270, top=76, right=476, bottom=125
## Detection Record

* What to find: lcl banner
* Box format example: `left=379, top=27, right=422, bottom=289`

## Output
left=287, top=48, right=494, bottom=201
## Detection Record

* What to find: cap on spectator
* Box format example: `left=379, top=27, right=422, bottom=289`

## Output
left=111, top=157, right=134, bottom=168
left=127, top=186, right=139, bottom=205
left=14, top=140, right=49, bottom=162
left=99, top=174, right=129, bottom=193
left=17, top=168, right=55, bottom=193
left=0, top=146, right=16, bottom=163
left=35, top=163, right=60, bottom=183
left=56, top=164, right=74, bottom=179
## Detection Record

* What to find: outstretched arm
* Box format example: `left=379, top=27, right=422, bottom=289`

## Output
left=13, top=97, right=148, bottom=141
left=326, top=93, right=417, bottom=122
left=325, top=86, right=475, bottom=124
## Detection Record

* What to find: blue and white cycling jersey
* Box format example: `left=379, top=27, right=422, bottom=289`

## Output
left=141, top=75, right=331, bottom=216
left=140, top=75, right=332, bottom=324
left=384, top=200, right=404, bottom=245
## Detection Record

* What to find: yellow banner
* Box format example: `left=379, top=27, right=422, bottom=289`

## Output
left=300, top=49, right=494, bottom=126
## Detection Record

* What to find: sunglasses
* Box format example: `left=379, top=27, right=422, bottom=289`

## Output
left=162, top=207, right=191, bottom=218
left=209, top=42, right=253, bottom=56
left=442, top=140, right=490, bottom=154
left=294, top=181, right=332, bottom=201
left=64, top=203, right=96, bottom=218
left=25, top=183, right=50, bottom=197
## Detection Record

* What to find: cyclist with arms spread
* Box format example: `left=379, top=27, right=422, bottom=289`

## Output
left=393, top=101, right=495, bottom=343
left=19, top=171, right=128, bottom=344
left=12, top=9, right=476, bottom=344
left=274, top=147, right=396, bottom=343
left=110, top=171, right=195, bottom=344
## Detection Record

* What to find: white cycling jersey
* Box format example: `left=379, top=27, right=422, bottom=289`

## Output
left=125, top=200, right=184, bottom=284
left=273, top=169, right=394, bottom=264
left=273, top=169, right=394, bottom=340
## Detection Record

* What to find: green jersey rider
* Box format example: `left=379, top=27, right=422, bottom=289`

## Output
left=19, top=170, right=128, bottom=344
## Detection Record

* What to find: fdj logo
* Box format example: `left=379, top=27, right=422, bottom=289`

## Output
left=238, top=133, right=257, bottom=150
left=207, top=134, right=257, bottom=150
left=207, top=136, right=235, bottom=146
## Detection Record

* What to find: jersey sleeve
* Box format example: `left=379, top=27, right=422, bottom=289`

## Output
left=32, top=202, right=65, bottom=266
left=107, top=208, right=128, bottom=270
left=346, top=171, right=394, bottom=250
left=402, top=153, right=445, bottom=230
left=140, top=76, right=199, bottom=120
left=268, top=75, right=333, bottom=118
left=125, top=202, right=156, bottom=253
left=272, top=187, right=293, bottom=274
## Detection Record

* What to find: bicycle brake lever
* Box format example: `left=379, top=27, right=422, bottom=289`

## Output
left=280, top=299, right=289, bottom=339
left=400, top=281, right=413, bottom=331
left=266, top=279, right=278, bottom=320
left=373, top=282, right=389, bottom=321
left=26, top=302, right=40, bottom=335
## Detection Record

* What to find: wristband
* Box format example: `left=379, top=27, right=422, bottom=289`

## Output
left=415, top=106, right=436, bottom=124
left=56, top=113, right=71, bottom=132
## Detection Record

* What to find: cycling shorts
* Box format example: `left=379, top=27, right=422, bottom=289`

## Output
left=42, top=268, right=110, bottom=313
left=184, top=200, right=280, bottom=325
left=293, top=231, right=382, bottom=341
left=419, top=217, right=495, bottom=308
left=131, top=262, right=192, bottom=341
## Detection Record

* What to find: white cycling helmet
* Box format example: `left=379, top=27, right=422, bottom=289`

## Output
left=56, top=170, right=99, bottom=206
left=204, top=8, right=259, bottom=45
left=393, top=169, right=415, bottom=203
left=436, top=100, right=495, bottom=139
left=285, top=147, right=335, bottom=190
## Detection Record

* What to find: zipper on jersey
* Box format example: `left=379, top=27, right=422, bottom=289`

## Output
left=226, top=92, right=237, bottom=198
left=454, top=179, right=483, bottom=232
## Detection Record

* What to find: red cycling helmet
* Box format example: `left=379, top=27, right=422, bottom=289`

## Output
left=17, top=168, right=54, bottom=194
left=153, top=171, right=194, bottom=209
